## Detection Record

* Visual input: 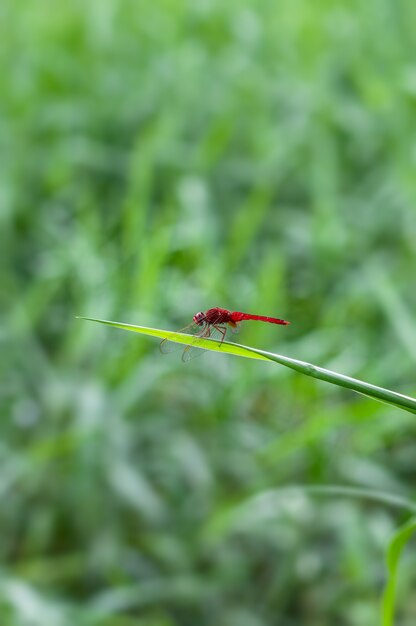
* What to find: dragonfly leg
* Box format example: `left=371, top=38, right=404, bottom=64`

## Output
left=213, top=324, right=227, bottom=345
left=197, top=326, right=211, bottom=340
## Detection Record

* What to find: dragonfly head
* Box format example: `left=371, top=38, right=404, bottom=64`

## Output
left=193, top=311, right=206, bottom=326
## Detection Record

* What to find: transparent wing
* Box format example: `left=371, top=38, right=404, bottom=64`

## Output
left=160, top=321, right=201, bottom=355
left=181, top=324, right=230, bottom=362
left=160, top=317, right=233, bottom=362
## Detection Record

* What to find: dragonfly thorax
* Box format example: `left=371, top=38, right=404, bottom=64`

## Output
left=193, top=311, right=206, bottom=326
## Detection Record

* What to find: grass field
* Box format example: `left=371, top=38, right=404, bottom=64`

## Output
left=2, top=1, right=416, bottom=624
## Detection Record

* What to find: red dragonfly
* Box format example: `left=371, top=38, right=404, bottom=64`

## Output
left=160, top=307, right=290, bottom=362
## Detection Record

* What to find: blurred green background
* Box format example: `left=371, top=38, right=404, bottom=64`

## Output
left=2, top=0, right=416, bottom=624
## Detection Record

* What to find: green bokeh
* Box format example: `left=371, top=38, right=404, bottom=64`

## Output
left=1, top=1, right=416, bottom=624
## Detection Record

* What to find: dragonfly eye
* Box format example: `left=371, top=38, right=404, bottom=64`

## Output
left=193, top=311, right=205, bottom=326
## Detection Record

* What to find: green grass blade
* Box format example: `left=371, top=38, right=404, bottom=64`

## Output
left=381, top=517, right=416, bottom=626
left=77, top=318, right=416, bottom=415
left=76, top=317, right=270, bottom=361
